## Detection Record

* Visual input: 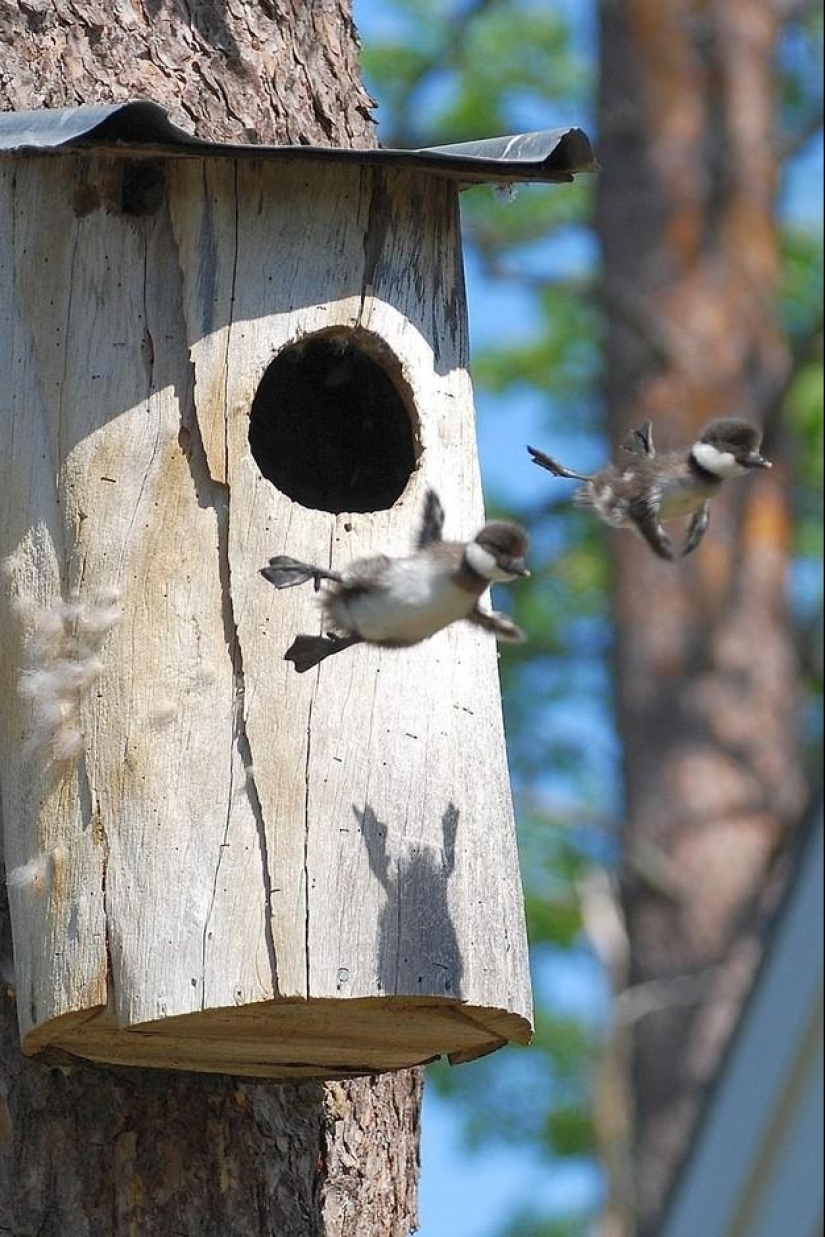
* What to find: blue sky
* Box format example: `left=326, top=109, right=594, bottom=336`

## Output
left=419, top=1089, right=601, bottom=1237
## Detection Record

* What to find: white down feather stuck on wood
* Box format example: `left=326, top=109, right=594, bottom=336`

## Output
left=0, top=105, right=595, bottom=1077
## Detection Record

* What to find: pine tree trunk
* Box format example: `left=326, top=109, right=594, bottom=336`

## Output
left=597, top=1, right=806, bottom=1232
left=0, top=5, right=422, bottom=1234
left=0, top=0, right=376, bottom=148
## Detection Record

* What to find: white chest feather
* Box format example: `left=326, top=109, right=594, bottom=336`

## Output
left=331, top=557, right=473, bottom=645
left=657, top=475, right=713, bottom=520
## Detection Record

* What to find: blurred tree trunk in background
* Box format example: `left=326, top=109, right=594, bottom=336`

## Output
left=596, top=1, right=808, bottom=1232
left=0, top=5, right=422, bottom=1235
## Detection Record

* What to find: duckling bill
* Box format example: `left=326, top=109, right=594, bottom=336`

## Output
left=527, top=418, right=771, bottom=560
left=261, top=490, right=530, bottom=673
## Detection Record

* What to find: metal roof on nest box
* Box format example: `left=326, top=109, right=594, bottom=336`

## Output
left=0, top=99, right=597, bottom=184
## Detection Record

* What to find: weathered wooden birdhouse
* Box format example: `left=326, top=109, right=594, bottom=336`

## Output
left=0, top=102, right=595, bottom=1077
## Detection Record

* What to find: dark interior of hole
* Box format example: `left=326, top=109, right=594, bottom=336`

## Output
left=249, top=337, right=416, bottom=514
left=120, top=161, right=166, bottom=216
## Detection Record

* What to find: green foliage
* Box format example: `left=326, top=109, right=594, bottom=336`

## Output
left=781, top=227, right=824, bottom=518
left=781, top=227, right=824, bottom=339
left=462, top=180, right=596, bottom=254
left=778, top=6, right=824, bottom=150
left=779, top=221, right=824, bottom=723
left=361, top=0, right=589, bottom=148
left=471, top=273, right=601, bottom=403
left=427, top=1004, right=600, bottom=1149
left=787, top=357, right=824, bottom=559
left=547, top=1103, right=596, bottom=1158
left=518, top=819, right=588, bottom=949
left=503, top=1218, right=592, bottom=1237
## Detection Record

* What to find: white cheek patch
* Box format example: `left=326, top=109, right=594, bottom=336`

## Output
left=692, top=441, right=744, bottom=478
left=466, top=541, right=508, bottom=581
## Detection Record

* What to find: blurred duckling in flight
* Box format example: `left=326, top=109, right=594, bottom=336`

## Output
left=527, top=418, right=771, bottom=560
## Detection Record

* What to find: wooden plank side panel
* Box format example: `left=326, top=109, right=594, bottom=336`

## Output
left=90, top=191, right=274, bottom=1024
left=0, top=159, right=108, bottom=1043
left=229, top=162, right=382, bottom=1002
left=170, top=160, right=383, bottom=997
left=2, top=157, right=274, bottom=1045
left=165, top=160, right=238, bottom=485
left=307, top=442, right=532, bottom=1022
left=301, top=172, right=532, bottom=1026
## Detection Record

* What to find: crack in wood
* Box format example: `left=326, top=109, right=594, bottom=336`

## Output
left=174, top=169, right=279, bottom=997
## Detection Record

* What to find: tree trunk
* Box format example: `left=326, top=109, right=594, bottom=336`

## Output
left=0, top=4, right=423, bottom=1235
left=596, top=1, right=806, bottom=1232
left=0, top=0, right=376, bottom=148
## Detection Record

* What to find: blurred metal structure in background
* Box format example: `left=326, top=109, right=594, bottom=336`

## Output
left=661, top=810, right=824, bottom=1237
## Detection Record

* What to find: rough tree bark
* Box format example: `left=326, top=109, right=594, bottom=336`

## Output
left=597, top=1, right=807, bottom=1232
left=0, top=0, right=375, bottom=147
left=0, top=4, right=424, bottom=1235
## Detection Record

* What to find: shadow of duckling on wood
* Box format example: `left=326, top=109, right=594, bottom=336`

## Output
left=527, top=417, right=771, bottom=561
left=261, top=490, right=530, bottom=673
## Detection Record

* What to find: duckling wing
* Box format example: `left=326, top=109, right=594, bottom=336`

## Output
left=621, top=420, right=655, bottom=458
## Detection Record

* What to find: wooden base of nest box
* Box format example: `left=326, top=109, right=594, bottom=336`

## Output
left=23, top=998, right=532, bottom=1079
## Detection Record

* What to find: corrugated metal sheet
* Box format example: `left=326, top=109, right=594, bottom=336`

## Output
left=0, top=99, right=596, bottom=184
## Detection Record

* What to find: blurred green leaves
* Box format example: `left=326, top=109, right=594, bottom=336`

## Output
left=361, top=0, right=588, bottom=148
left=782, top=227, right=824, bottom=519
left=778, top=5, right=823, bottom=155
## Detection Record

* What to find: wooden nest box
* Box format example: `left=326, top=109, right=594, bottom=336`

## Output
left=0, top=102, right=595, bottom=1078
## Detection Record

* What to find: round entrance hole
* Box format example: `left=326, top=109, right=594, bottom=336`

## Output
left=249, top=333, right=418, bottom=514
